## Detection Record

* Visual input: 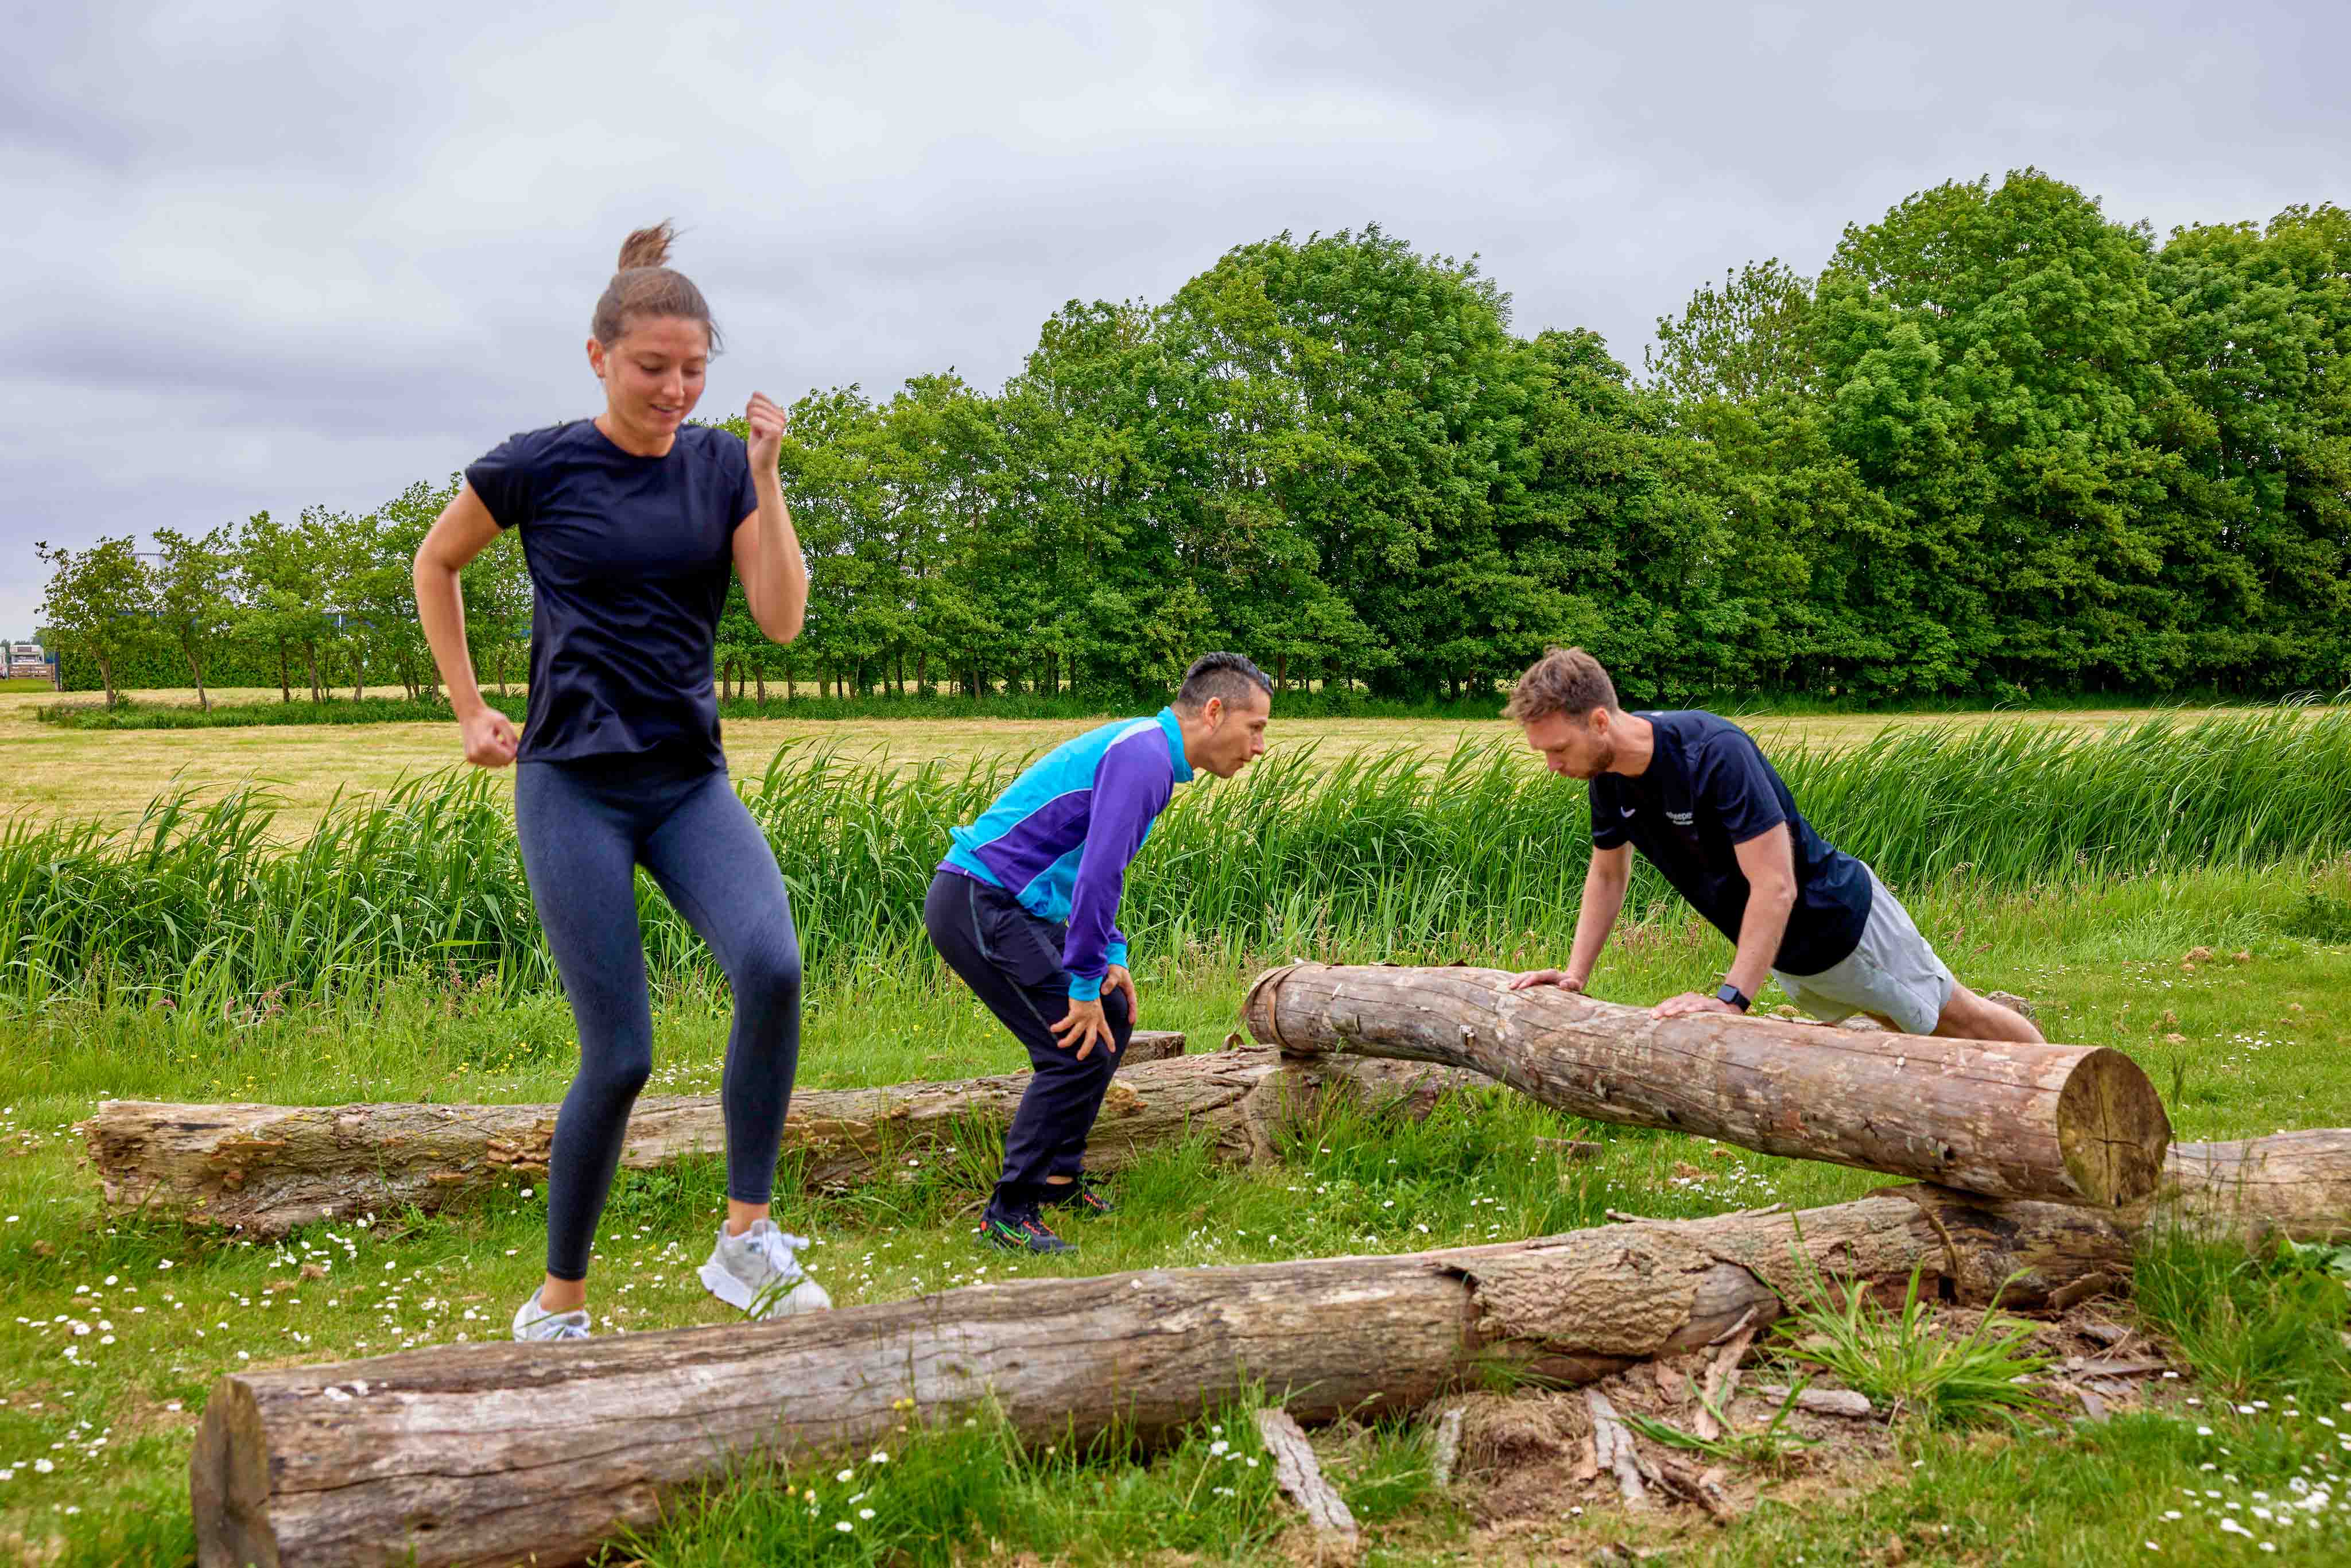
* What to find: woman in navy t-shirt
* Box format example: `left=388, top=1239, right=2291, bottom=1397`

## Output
left=413, top=223, right=831, bottom=1341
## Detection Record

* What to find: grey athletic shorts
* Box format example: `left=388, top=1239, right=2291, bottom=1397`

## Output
left=1771, top=869, right=1954, bottom=1037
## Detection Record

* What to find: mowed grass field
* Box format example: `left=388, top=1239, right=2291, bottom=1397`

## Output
left=0, top=685, right=2314, bottom=839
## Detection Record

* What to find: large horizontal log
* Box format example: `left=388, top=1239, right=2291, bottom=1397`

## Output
left=172, top=1205, right=2041, bottom=1567
left=2164, top=1128, right=2351, bottom=1243
left=193, top=1128, right=2339, bottom=1568
left=84, top=1040, right=1484, bottom=1236
left=1243, top=963, right=2171, bottom=1206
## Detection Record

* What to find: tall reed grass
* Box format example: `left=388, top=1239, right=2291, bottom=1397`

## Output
left=4, top=708, right=2346, bottom=1007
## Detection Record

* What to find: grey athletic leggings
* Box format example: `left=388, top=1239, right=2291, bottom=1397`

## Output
left=514, top=750, right=802, bottom=1281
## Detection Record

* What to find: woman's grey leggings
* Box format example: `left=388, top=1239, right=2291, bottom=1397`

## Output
left=514, top=751, right=802, bottom=1282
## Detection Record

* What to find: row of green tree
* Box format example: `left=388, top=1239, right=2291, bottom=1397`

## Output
left=34, top=490, right=528, bottom=707
left=39, top=169, right=2351, bottom=706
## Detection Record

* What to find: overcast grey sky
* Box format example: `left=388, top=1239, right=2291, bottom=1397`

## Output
left=5, top=0, right=2345, bottom=638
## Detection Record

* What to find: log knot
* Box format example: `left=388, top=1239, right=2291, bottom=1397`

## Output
left=1450, top=1231, right=1714, bottom=1359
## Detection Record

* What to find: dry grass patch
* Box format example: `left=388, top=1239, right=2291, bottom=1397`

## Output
left=0, top=688, right=2312, bottom=840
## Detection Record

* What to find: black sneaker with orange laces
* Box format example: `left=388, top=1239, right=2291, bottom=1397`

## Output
left=1041, top=1175, right=1117, bottom=1216
left=977, top=1205, right=1075, bottom=1254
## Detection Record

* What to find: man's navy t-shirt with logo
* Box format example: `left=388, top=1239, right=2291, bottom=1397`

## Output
left=1588, top=711, right=1872, bottom=977
left=465, top=420, right=758, bottom=769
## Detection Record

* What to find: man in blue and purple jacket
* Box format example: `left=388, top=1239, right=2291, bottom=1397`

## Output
left=924, top=653, right=1273, bottom=1253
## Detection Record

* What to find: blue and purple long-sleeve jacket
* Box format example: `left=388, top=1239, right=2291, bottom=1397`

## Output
left=939, top=708, right=1194, bottom=1000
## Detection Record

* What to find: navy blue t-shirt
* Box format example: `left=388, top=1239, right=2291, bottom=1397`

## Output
left=1589, top=711, right=1872, bottom=976
left=465, top=420, right=758, bottom=767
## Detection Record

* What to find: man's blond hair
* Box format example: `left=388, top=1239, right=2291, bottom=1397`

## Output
left=1502, top=647, right=1620, bottom=725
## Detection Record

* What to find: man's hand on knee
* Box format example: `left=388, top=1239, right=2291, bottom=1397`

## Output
left=1104, top=964, right=1138, bottom=1024
left=1050, top=996, right=1116, bottom=1061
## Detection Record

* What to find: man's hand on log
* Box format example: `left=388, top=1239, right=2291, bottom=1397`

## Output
left=1652, top=991, right=1741, bottom=1019
left=1506, top=969, right=1585, bottom=993
left=1052, top=996, right=1118, bottom=1061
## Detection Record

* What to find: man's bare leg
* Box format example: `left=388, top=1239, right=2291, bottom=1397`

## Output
left=1931, top=983, right=2044, bottom=1044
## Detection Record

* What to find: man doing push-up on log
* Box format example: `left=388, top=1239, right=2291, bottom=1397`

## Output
left=1503, top=647, right=2040, bottom=1042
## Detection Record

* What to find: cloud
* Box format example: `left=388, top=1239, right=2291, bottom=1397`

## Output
left=4, top=0, right=2345, bottom=634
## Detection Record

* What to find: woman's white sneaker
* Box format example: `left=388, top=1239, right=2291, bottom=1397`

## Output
left=511, top=1289, right=591, bottom=1342
left=700, top=1219, right=833, bottom=1318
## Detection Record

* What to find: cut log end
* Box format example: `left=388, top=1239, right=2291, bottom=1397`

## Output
left=191, top=1377, right=277, bottom=1568
left=2056, top=1047, right=2175, bottom=1206
left=1242, top=965, right=1295, bottom=1050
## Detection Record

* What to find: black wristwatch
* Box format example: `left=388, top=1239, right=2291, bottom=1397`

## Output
left=1716, top=983, right=1752, bottom=1013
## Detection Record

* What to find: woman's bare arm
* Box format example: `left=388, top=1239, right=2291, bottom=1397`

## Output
left=413, top=484, right=521, bottom=767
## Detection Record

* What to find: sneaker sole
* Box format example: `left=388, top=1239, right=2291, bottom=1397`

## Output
left=511, top=1301, right=591, bottom=1342
left=979, top=1228, right=1074, bottom=1255
left=699, top=1259, right=833, bottom=1318
left=698, top=1258, right=757, bottom=1311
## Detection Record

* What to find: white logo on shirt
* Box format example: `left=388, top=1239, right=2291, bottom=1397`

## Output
left=1620, top=806, right=1636, bottom=817
left=1666, top=810, right=1693, bottom=826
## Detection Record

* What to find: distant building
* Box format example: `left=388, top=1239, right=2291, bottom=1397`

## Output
left=7, top=643, right=55, bottom=684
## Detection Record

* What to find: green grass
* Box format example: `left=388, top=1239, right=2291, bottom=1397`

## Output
left=7, top=707, right=2351, bottom=1008
left=614, top=1396, right=1292, bottom=1567
left=1692, top=1412, right=2351, bottom=1565
left=1770, top=1261, right=2053, bottom=1429
left=2136, top=1235, right=2351, bottom=1408
left=1687, top=1234, right=2351, bottom=1566
left=1, top=860, right=2348, bottom=1562
left=1627, top=1380, right=1824, bottom=1470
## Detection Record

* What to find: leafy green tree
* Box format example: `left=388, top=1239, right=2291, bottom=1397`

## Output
left=776, top=386, right=893, bottom=697
left=1647, top=258, right=1819, bottom=407
left=148, top=525, right=240, bottom=710
left=1814, top=170, right=2185, bottom=695
left=35, top=535, right=153, bottom=706
left=996, top=300, right=1183, bottom=698
left=463, top=527, right=533, bottom=698
left=2148, top=204, right=2351, bottom=689
left=335, top=481, right=467, bottom=700
left=236, top=510, right=338, bottom=702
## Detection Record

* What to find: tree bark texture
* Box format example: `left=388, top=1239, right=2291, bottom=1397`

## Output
left=2163, top=1128, right=2351, bottom=1243
left=1243, top=964, right=2171, bottom=1207
left=84, top=1039, right=1487, bottom=1237
left=191, top=1130, right=2339, bottom=1568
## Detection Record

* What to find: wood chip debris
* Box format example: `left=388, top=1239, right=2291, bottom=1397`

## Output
left=1254, top=1407, right=1360, bottom=1551
left=1694, top=1314, right=1761, bottom=1441
left=1584, top=1388, right=1652, bottom=1509
left=1753, top=1383, right=1873, bottom=1418
left=1429, top=1404, right=1465, bottom=1489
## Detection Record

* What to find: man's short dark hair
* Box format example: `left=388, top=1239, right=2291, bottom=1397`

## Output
left=1176, top=652, right=1273, bottom=711
left=1502, top=647, right=1620, bottom=724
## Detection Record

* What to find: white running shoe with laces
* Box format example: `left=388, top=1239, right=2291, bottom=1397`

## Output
left=700, top=1219, right=833, bottom=1319
left=511, top=1289, right=591, bottom=1342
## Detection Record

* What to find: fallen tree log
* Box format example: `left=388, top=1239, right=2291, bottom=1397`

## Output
left=1243, top=964, right=2170, bottom=1207
left=84, top=1040, right=1485, bottom=1236
left=192, top=1130, right=2342, bottom=1568
left=2164, top=1128, right=2351, bottom=1243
